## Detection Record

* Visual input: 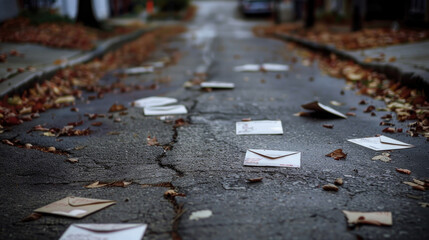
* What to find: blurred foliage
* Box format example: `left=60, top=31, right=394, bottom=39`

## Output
left=19, top=9, right=73, bottom=25
left=157, top=0, right=190, bottom=12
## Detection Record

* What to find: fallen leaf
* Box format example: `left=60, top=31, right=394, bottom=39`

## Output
left=147, top=135, right=159, bottom=146
left=330, top=101, right=344, bottom=106
left=372, top=153, right=391, bottom=162
left=364, top=105, right=376, bottom=113
left=418, top=202, right=429, bottom=208
left=114, top=118, right=121, bottom=123
left=164, top=189, right=186, bottom=198
left=403, top=181, right=421, bottom=187
left=396, top=168, right=411, bottom=175
left=323, top=124, right=334, bottom=129
left=109, top=181, right=132, bottom=187
left=91, top=122, right=102, bottom=127
left=66, top=158, right=79, bottom=163
left=54, top=96, right=75, bottom=104
left=382, top=127, right=396, bottom=133
left=74, top=145, right=86, bottom=150
left=21, top=213, right=42, bottom=222
left=47, top=146, right=56, bottom=152
left=174, top=118, right=188, bottom=128
left=325, top=149, right=347, bottom=160
left=43, top=132, right=56, bottom=137
left=84, top=181, right=108, bottom=189
left=334, top=178, right=343, bottom=186
left=109, top=103, right=127, bottom=112
left=25, top=143, right=32, bottom=149
left=413, top=179, right=425, bottom=186
left=322, top=184, right=339, bottom=191
left=413, top=185, right=425, bottom=191
left=242, top=118, right=251, bottom=121
left=3, top=139, right=14, bottom=146
left=247, top=177, right=263, bottom=183
left=346, top=112, right=356, bottom=116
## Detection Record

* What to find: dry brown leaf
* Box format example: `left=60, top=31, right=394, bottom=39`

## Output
left=322, top=184, right=339, bottom=191
left=334, top=178, right=343, bottom=186
left=91, top=122, right=102, bottom=127
left=109, top=103, right=127, bottom=112
left=323, top=124, right=334, bottom=129
left=346, top=112, right=356, bottom=116
left=247, top=177, right=263, bottom=183
left=54, top=96, right=75, bottom=104
left=164, top=189, right=186, bottom=198
left=413, top=179, right=425, bottom=186
left=84, top=181, right=108, bottom=189
left=382, top=127, right=396, bottom=133
left=396, top=168, right=411, bottom=175
left=174, top=118, right=188, bottom=128
left=147, top=135, right=159, bottom=146
left=21, top=212, right=42, bottom=222
left=66, top=158, right=79, bottom=163
left=413, top=185, right=425, bottom=191
left=325, top=149, right=347, bottom=160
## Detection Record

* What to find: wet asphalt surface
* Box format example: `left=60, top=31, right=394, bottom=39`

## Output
left=1, top=1, right=428, bottom=240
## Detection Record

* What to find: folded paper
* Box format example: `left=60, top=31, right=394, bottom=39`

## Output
left=236, top=120, right=283, bottom=135
left=34, top=197, right=116, bottom=218
left=60, top=224, right=147, bottom=240
left=348, top=135, right=414, bottom=151
left=200, top=82, right=235, bottom=89
left=234, top=63, right=289, bottom=72
left=301, top=101, right=347, bottom=118
left=342, top=210, right=392, bottom=226
left=134, top=97, right=178, bottom=108
left=144, top=105, right=188, bottom=116
left=244, top=149, right=301, bottom=168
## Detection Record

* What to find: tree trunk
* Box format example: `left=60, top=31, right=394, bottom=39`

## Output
left=305, top=0, right=315, bottom=29
left=76, top=0, right=100, bottom=28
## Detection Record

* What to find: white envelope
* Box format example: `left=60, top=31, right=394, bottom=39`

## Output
left=124, top=66, right=154, bottom=74
left=234, top=64, right=289, bottom=72
left=236, top=120, right=283, bottom=135
left=134, top=96, right=178, bottom=108
left=200, top=82, right=235, bottom=89
left=244, top=149, right=301, bottom=168
left=60, top=224, right=147, bottom=240
left=144, top=105, right=188, bottom=116
left=348, top=135, right=414, bottom=151
left=301, top=101, right=347, bottom=118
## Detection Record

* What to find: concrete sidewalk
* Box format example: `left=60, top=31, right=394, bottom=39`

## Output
left=275, top=32, right=429, bottom=96
left=0, top=27, right=153, bottom=97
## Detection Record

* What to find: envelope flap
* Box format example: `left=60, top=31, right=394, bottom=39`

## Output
left=249, top=149, right=299, bottom=159
left=68, top=197, right=115, bottom=207
left=73, top=224, right=145, bottom=233
left=379, top=135, right=411, bottom=146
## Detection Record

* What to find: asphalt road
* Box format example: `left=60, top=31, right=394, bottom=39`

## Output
left=1, top=1, right=428, bottom=240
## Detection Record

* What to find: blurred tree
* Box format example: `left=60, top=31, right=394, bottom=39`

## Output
left=76, top=0, right=100, bottom=28
left=305, top=0, right=315, bottom=28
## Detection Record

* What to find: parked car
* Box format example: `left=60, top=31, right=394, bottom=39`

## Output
left=239, top=0, right=276, bottom=15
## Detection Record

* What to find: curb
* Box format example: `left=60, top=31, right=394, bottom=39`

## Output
left=274, top=32, right=429, bottom=97
left=0, top=27, right=155, bottom=97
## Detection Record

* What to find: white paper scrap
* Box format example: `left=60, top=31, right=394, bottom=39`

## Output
left=236, top=120, right=283, bottom=135
left=200, top=82, right=235, bottom=89
left=124, top=66, right=154, bottom=74
left=144, top=105, right=188, bottom=116
left=244, top=149, right=301, bottom=168
left=134, top=97, right=178, bottom=108
left=60, top=224, right=147, bottom=240
left=348, top=135, right=414, bottom=151
left=189, top=210, right=212, bottom=220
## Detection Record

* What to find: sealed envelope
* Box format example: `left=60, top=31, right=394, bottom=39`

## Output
left=34, top=197, right=116, bottom=218
left=301, top=101, right=347, bottom=118
left=342, top=210, right=392, bottom=226
left=60, top=223, right=147, bottom=240
left=244, top=149, right=301, bottom=168
left=134, top=96, right=178, bottom=108
left=348, top=135, right=414, bottom=151
left=236, top=120, right=283, bottom=135
left=144, top=105, right=188, bottom=116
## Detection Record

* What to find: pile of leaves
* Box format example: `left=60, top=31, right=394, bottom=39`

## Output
left=253, top=23, right=429, bottom=50
left=0, top=17, right=138, bottom=50
left=309, top=50, right=429, bottom=138
left=0, top=26, right=186, bottom=128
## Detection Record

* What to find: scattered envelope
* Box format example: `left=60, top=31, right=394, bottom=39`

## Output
left=124, top=66, right=154, bottom=74
left=301, top=101, right=347, bottom=118
left=200, top=82, right=235, bottom=89
left=144, top=105, right=188, bottom=116
left=236, top=120, right=283, bottom=135
left=348, top=135, right=414, bottom=151
left=34, top=197, right=116, bottom=218
left=244, top=149, right=301, bottom=168
left=133, top=96, right=178, bottom=108
left=234, top=63, right=289, bottom=72
left=342, top=210, right=392, bottom=226
left=60, top=224, right=147, bottom=240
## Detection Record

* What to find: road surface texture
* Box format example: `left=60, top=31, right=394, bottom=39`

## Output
left=1, top=1, right=428, bottom=240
